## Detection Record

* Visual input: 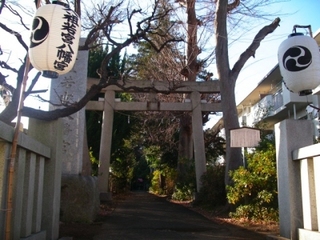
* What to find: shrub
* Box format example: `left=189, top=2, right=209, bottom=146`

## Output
left=89, top=148, right=99, bottom=176
left=110, top=157, right=135, bottom=193
left=150, top=170, right=164, bottom=195
left=171, top=184, right=194, bottom=201
left=194, top=164, right=226, bottom=208
left=227, top=142, right=278, bottom=221
left=171, top=160, right=196, bottom=201
left=150, top=167, right=177, bottom=195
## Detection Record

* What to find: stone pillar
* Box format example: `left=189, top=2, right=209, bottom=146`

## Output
left=48, top=40, right=100, bottom=223
left=191, top=91, right=206, bottom=192
left=98, top=90, right=115, bottom=200
left=49, top=39, right=88, bottom=175
left=275, top=119, right=314, bottom=240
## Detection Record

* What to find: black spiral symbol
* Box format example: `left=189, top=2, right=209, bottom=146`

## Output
left=282, top=45, right=312, bottom=72
left=30, top=16, right=49, bottom=48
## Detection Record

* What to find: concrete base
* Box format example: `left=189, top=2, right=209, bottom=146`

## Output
left=266, top=234, right=290, bottom=240
left=60, top=175, right=99, bottom=223
left=299, top=228, right=320, bottom=240
left=20, top=231, right=46, bottom=240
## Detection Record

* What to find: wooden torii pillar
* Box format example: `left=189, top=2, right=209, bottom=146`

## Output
left=86, top=79, right=221, bottom=200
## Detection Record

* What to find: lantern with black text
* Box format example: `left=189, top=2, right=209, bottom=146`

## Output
left=29, top=1, right=81, bottom=78
left=278, top=32, right=320, bottom=96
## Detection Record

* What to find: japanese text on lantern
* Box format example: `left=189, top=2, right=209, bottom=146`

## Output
left=54, top=8, right=79, bottom=72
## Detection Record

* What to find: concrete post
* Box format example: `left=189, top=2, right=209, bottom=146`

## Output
left=28, top=118, right=63, bottom=240
left=191, top=91, right=206, bottom=192
left=275, top=119, right=314, bottom=240
left=0, top=141, right=10, bottom=240
left=98, top=90, right=115, bottom=200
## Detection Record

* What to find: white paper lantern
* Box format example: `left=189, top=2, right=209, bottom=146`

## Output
left=29, top=1, right=81, bottom=78
left=278, top=33, right=320, bottom=96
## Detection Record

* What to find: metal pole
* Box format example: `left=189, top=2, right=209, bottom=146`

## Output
left=5, top=2, right=42, bottom=237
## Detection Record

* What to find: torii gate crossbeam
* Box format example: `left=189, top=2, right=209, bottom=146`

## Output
left=86, top=79, right=221, bottom=200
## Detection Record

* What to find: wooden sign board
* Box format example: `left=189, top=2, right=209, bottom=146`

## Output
left=230, top=127, right=260, bottom=148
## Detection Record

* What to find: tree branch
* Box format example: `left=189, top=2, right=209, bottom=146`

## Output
left=0, top=72, right=15, bottom=94
left=0, top=22, right=28, bottom=50
left=0, top=61, right=19, bottom=73
left=227, top=0, right=240, bottom=12
left=231, top=17, right=280, bottom=81
left=74, top=0, right=81, bottom=17
left=6, top=4, right=30, bottom=30
left=22, top=83, right=103, bottom=121
left=0, top=0, right=5, bottom=14
left=0, top=0, right=184, bottom=123
left=80, top=2, right=124, bottom=50
left=25, top=72, right=41, bottom=98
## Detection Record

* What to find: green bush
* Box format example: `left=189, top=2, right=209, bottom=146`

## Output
left=227, top=141, right=278, bottom=221
left=89, top=148, right=99, bottom=176
left=194, top=164, right=226, bottom=208
left=150, top=167, right=177, bottom=195
left=171, top=160, right=196, bottom=201
left=150, top=170, right=164, bottom=195
left=163, top=167, right=178, bottom=195
left=171, top=185, right=194, bottom=201
left=110, top=156, right=135, bottom=193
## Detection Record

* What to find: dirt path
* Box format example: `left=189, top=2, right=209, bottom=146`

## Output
left=59, top=191, right=280, bottom=240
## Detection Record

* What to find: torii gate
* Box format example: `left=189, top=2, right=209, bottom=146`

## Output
left=86, top=78, right=221, bottom=200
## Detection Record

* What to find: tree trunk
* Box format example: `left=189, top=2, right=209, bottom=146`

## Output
left=220, top=75, right=242, bottom=185
left=215, top=0, right=280, bottom=185
left=178, top=0, right=199, bottom=170
left=215, top=0, right=242, bottom=185
left=186, top=0, right=199, bottom=82
left=178, top=113, right=193, bottom=172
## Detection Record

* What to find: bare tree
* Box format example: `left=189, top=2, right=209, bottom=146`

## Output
left=0, top=0, right=282, bottom=187
left=175, top=0, right=201, bottom=171
left=0, top=0, right=183, bottom=124
left=214, top=0, right=280, bottom=184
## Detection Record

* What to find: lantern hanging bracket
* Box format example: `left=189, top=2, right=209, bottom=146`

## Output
left=292, top=25, right=313, bottom=38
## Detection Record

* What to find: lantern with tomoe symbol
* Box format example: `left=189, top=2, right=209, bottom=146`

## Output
left=278, top=32, right=320, bottom=96
left=29, top=1, right=81, bottom=79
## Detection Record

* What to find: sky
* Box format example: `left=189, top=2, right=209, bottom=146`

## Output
left=205, top=0, right=320, bottom=129
left=1, top=0, right=320, bottom=128
left=232, top=0, right=320, bottom=103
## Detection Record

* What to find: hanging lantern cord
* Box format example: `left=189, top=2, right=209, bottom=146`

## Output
left=292, top=24, right=313, bottom=37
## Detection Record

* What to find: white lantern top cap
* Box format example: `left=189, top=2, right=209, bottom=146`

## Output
left=52, top=0, right=69, bottom=8
left=288, top=32, right=304, bottom=38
